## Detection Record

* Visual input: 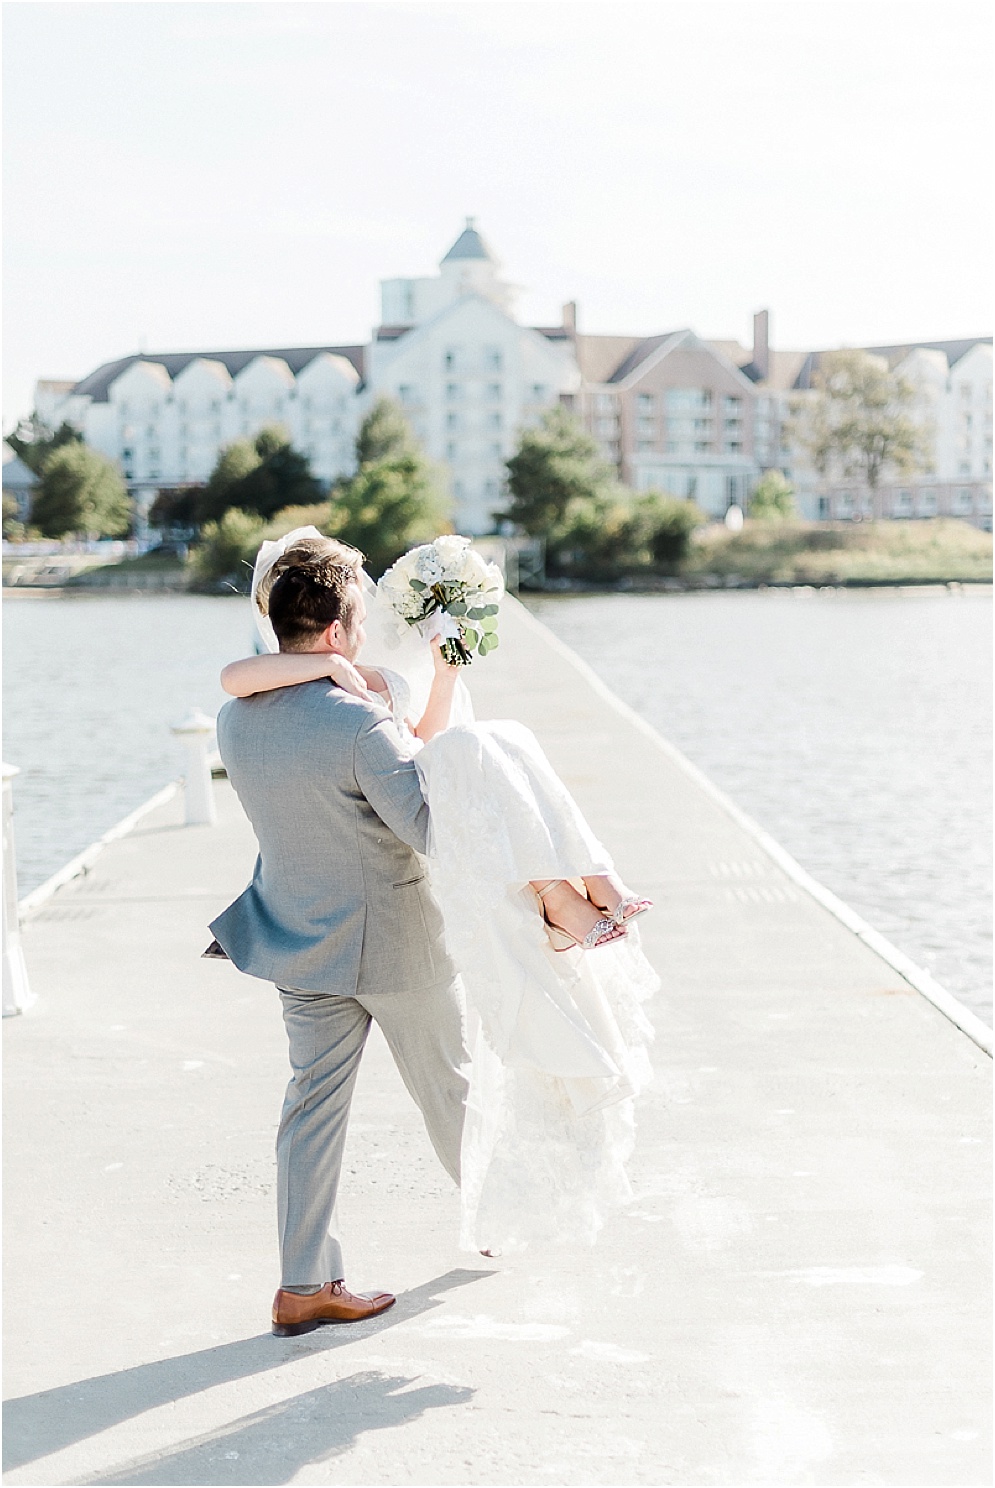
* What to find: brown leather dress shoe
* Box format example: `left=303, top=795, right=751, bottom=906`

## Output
left=271, top=1280, right=396, bottom=1336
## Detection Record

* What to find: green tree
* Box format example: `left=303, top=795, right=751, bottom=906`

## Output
left=328, top=401, right=450, bottom=576
left=503, top=406, right=613, bottom=547
left=791, top=349, right=929, bottom=497
left=3, top=492, right=25, bottom=541
left=6, top=416, right=83, bottom=475
left=254, top=426, right=288, bottom=460
left=197, top=438, right=261, bottom=523
left=31, top=443, right=131, bottom=539
left=236, top=440, right=323, bottom=520
left=188, top=508, right=266, bottom=587
left=197, top=426, right=323, bottom=524
left=354, top=397, right=414, bottom=465
left=641, top=492, right=706, bottom=565
left=749, top=470, right=796, bottom=521
left=553, top=489, right=704, bottom=576
left=188, top=502, right=340, bottom=588
left=148, top=486, right=203, bottom=532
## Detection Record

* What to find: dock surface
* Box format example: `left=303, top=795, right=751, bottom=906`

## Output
left=3, top=598, right=991, bottom=1486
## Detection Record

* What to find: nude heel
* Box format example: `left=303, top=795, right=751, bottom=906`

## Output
left=534, top=879, right=625, bottom=952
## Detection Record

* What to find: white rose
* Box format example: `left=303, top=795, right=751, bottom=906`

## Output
left=434, top=534, right=471, bottom=566
left=484, top=561, right=505, bottom=599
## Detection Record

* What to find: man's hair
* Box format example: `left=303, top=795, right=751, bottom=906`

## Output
left=261, top=538, right=365, bottom=652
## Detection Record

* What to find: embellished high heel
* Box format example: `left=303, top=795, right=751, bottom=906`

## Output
left=585, top=876, right=653, bottom=927
left=534, top=879, right=627, bottom=952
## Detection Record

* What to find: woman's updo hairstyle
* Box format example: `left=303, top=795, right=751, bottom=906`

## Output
left=260, top=537, right=365, bottom=652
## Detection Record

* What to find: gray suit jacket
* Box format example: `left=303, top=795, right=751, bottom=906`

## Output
left=210, top=680, right=452, bottom=995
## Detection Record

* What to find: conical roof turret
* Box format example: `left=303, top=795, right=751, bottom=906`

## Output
left=441, top=217, right=497, bottom=265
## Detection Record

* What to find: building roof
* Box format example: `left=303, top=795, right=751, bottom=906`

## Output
left=573, top=335, right=645, bottom=385
left=72, top=345, right=367, bottom=402
left=2, top=443, right=39, bottom=489
left=577, top=330, right=771, bottom=386
left=606, top=332, right=686, bottom=384
left=792, top=338, right=992, bottom=390
left=440, top=217, right=496, bottom=264
left=737, top=347, right=810, bottom=391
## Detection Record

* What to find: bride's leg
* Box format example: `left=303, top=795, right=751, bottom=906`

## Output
left=531, top=878, right=626, bottom=949
left=583, top=871, right=653, bottom=924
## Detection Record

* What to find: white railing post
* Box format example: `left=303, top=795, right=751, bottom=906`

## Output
left=3, top=764, right=33, bottom=1016
left=170, top=711, right=218, bottom=826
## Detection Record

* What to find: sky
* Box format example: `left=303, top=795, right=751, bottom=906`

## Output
left=3, top=0, right=992, bottom=427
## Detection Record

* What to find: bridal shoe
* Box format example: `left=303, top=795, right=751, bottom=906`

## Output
left=534, top=880, right=627, bottom=952
left=586, top=881, right=654, bottom=927
left=271, top=1280, right=395, bottom=1335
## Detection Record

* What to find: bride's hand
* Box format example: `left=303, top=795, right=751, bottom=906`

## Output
left=431, top=636, right=460, bottom=678
left=326, top=655, right=372, bottom=699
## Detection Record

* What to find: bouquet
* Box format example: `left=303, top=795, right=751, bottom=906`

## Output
left=379, top=536, right=504, bottom=666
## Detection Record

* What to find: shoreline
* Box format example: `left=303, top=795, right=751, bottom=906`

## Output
left=4, top=577, right=993, bottom=599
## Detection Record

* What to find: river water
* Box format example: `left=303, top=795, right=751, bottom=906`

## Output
left=3, top=586, right=991, bottom=1024
left=527, top=587, right=992, bottom=1025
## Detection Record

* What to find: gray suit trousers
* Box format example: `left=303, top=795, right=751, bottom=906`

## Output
left=277, top=976, right=469, bottom=1286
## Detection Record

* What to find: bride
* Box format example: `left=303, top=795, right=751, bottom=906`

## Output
left=222, top=527, right=658, bottom=1252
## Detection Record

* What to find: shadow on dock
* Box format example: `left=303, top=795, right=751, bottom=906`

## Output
left=3, top=1267, right=490, bottom=1479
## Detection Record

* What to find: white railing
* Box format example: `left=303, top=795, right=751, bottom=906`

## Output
left=2, top=766, right=33, bottom=1017
left=3, top=710, right=220, bottom=1015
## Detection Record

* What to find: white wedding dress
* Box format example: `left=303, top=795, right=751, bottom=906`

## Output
left=376, top=666, right=658, bottom=1254
left=250, top=533, right=658, bottom=1253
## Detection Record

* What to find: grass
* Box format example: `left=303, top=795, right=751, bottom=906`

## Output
left=684, top=518, right=993, bottom=586
left=63, top=550, right=189, bottom=587
left=100, top=551, right=186, bottom=573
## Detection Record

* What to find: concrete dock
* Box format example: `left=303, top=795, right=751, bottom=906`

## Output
left=3, top=598, right=991, bottom=1486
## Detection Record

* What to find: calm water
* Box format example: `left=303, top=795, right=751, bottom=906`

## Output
left=528, top=588, right=992, bottom=1024
left=3, top=587, right=991, bottom=1023
left=2, top=594, right=254, bottom=893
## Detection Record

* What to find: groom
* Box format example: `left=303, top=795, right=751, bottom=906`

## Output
left=209, top=538, right=469, bottom=1337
